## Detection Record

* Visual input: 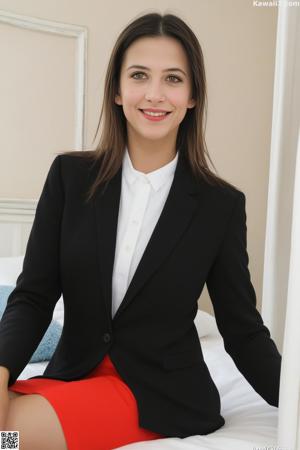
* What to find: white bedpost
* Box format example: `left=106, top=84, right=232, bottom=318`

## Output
left=260, top=2, right=300, bottom=449
left=277, top=127, right=300, bottom=450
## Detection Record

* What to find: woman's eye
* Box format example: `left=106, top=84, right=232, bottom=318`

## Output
left=131, top=72, right=182, bottom=83
left=168, top=75, right=182, bottom=83
left=131, top=72, right=145, bottom=80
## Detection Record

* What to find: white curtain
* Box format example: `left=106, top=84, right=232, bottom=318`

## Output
left=260, top=3, right=300, bottom=449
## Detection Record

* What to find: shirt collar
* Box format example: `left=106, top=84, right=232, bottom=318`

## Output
left=122, top=147, right=178, bottom=192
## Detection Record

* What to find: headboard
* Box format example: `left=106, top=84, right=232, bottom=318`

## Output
left=0, top=199, right=37, bottom=257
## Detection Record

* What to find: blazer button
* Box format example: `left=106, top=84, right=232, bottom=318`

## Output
left=103, top=333, right=111, bottom=343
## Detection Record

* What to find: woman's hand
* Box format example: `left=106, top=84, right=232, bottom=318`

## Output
left=0, top=387, right=10, bottom=431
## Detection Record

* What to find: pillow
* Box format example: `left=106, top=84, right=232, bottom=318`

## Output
left=0, top=255, right=64, bottom=325
left=0, top=285, right=63, bottom=363
left=194, top=310, right=219, bottom=338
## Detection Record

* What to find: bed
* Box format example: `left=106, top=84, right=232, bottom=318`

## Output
left=0, top=200, right=279, bottom=450
left=24, top=328, right=280, bottom=450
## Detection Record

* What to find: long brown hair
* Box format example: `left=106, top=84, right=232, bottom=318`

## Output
left=58, top=12, right=238, bottom=203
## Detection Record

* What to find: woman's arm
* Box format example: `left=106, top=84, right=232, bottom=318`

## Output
left=0, top=156, right=64, bottom=387
left=206, top=192, right=281, bottom=407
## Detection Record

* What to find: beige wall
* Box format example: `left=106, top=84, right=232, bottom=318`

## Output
left=0, top=1, right=278, bottom=315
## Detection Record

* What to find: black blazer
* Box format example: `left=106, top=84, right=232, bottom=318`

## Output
left=0, top=151, right=281, bottom=438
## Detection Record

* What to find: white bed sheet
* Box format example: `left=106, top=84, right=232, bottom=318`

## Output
left=17, top=330, right=279, bottom=450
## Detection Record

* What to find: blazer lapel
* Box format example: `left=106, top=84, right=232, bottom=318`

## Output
left=93, top=150, right=203, bottom=322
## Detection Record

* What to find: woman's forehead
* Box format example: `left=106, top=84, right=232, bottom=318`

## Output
left=122, top=37, right=190, bottom=72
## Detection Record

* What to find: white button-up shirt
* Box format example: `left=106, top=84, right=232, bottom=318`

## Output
left=111, top=147, right=179, bottom=319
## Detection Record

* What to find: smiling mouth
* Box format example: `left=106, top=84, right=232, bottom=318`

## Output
left=138, top=109, right=172, bottom=116
left=139, top=108, right=172, bottom=112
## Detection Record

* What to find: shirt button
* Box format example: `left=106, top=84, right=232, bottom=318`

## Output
left=103, top=333, right=111, bottom=343
left=125, top=244, right=131, bottom=251
left=132, top=219, right=139, bottom=225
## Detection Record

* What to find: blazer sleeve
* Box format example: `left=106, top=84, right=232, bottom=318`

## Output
left=206, top=192, right=282, bottom=407
left=0, top=155, right=64, bottom=387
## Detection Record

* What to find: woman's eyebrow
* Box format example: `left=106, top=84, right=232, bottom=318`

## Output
left=126, top=64, right=187, bottom=77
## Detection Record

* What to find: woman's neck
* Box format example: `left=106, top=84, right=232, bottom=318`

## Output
left=127, top=147, right=177, bottom=173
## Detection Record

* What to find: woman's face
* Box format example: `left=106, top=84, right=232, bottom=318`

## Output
left=115, top=36, right=196, bottom=145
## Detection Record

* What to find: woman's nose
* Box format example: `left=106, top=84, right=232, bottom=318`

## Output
left=145, top=84, right=165, bottom=102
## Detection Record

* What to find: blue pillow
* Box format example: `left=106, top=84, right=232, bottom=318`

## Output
left=0, top=285, right=63, bottom=363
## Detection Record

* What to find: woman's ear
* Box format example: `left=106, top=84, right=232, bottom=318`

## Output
left=115, top=93, right=122, bottom=105
left=187, top=98, right=196, bottom=109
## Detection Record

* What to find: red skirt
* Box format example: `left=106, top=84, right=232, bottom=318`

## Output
left=8, top=354, right=165, bottom=450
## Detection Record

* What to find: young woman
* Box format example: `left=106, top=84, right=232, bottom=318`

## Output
left=0, top=11, right=281, bottom=450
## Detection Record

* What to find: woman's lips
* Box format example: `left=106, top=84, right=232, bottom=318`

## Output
left=139, top=109, right=171, bottom=122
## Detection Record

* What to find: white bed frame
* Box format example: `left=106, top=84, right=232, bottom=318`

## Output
left=0, top=199, right=37, bottom=257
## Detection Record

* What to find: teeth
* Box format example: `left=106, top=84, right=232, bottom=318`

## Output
left=142, top=110, right=168, bottom=117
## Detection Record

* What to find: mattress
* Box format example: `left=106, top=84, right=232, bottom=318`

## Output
left=18, top=326, right=279, bottom=450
